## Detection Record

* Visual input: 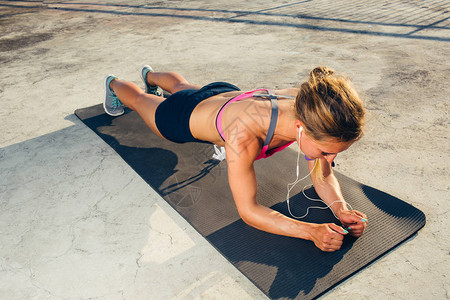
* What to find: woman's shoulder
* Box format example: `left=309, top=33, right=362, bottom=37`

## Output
left=272, top=87, right=300, bottom=96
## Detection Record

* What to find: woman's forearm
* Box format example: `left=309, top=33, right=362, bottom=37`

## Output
left=229, top=171, right=316, bottom=240
left=240, top=203, right=350, bottom=252
left=312, top=171, right=348, bottom=218
left=241, top=204, right=315, bottom=240
left=227, top=156, right=348, bottom=251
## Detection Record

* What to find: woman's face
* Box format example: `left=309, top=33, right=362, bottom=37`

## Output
left=298, top=128, right=353, bottom=164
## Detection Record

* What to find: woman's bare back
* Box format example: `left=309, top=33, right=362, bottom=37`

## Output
left=190, top=88, right=299, bottom=146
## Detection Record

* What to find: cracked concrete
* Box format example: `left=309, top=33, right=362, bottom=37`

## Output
left=0, top=0, right=449, bottom=299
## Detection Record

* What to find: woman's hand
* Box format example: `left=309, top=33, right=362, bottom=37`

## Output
left=310, top=223, right=348, bottom=252
left=338, top=210, right=367, bottom=237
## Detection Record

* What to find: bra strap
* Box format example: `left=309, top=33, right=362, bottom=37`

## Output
left=262, top=90, right=278, bottom=147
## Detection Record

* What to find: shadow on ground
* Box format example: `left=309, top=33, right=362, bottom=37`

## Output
left=1, top=0, right=449, bottom=42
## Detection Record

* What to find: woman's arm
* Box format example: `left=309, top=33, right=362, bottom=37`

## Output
left=309, top=158, right=368, bottom=237
left=224, top=131, right=348, bottom=251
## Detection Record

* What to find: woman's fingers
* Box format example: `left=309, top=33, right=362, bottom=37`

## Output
left=329, top=223, right=348, bottom=235
left=346, top=216, right=367, bottom=237
left=341, top=210, right=368, bottom=237
left=353, top=210, right=368, bottom=223
left=314, top=223, right=347, bottom=251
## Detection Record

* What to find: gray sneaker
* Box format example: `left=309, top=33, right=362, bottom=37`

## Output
left=103, top=75, right=124, bottom=116
left=140, top=65, right=163, bottom=96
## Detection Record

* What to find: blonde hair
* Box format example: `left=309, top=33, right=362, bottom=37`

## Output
left=295, top=67, right=365, bottom=180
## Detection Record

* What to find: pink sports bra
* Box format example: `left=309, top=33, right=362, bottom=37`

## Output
left=215, top=89, right=294, bottom=160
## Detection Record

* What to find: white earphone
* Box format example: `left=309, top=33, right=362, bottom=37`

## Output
left=296, top=126, right=303, bottom=177
left=286, top=125, right=352, bottom=220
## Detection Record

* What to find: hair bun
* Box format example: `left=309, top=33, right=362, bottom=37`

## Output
left=309, top=67, right=334, bottom=82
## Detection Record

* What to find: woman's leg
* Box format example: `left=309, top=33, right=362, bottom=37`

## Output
left=145, top=71, right=201, bottom=93
left=110, top=79, right=166, bottom=138
left=108, top=71, right=200, bottom=138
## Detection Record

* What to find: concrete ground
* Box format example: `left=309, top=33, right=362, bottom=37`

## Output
left=0, top=0, right=449, bottom=299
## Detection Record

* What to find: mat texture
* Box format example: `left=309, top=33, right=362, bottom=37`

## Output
left=75, top=105, right=426, bottom=300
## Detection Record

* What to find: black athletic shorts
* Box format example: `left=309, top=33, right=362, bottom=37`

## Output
left=154, top=82, right=240, bottom=143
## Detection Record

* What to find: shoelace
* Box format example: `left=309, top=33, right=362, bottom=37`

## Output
left=110, top=94, right=123, bottom=109
left=147, top=85, right=161, bottom=96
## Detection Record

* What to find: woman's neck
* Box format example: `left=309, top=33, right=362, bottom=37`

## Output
left=273, top=100, right=298, bottom=142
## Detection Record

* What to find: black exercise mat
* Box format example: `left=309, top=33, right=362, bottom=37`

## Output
left=75, top=105, right=426, bottom=300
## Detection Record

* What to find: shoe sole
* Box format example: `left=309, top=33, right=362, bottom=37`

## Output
left=103, top=75, right=124, bottom=117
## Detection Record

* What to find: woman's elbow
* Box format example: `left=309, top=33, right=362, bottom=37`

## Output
left=236, top=206, right=259, bottom=227
left=238, top=209, right=253, bottom=225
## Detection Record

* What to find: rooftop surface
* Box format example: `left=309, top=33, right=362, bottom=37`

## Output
left=0, top=0, right=449, bottom=299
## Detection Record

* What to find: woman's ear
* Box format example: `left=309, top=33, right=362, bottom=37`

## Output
left=294, top=120, right=304, bottom=132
